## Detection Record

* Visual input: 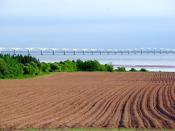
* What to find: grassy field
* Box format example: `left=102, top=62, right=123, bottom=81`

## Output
left=16, top=128, right=173, bottom=131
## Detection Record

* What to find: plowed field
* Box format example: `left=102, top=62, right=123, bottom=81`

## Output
left=0, top=72, right=175, bottom=130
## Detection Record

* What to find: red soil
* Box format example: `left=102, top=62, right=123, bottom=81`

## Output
left=0, top=72, right=175, bottom=129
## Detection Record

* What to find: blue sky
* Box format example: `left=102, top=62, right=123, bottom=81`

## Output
left=0, top=0, right=175, bottom=48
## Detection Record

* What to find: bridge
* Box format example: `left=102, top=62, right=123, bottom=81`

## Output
left=0, top=48, right=175, bottom=55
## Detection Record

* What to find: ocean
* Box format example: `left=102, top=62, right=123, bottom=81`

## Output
left=32, top=53, right=175, bottom=72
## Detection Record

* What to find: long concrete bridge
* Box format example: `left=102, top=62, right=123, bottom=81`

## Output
left=0, top=48, right=175, bottom=55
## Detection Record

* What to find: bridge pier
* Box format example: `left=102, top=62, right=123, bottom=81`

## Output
left=41, top=50, right=43, bottom=55
left=27, top=50, right=30, bottom=56
left=0, top=49, right=3, bottom=54
left=127, top=50, right=130, bottom=54
left=64, top=50, right=66, bottom=55
left=141, top=49, right=143, bottom=54
left=99, top=51, right=102, bottom=55
left=52, top=50, right=55, bottom=55
left=13, top=49, right=16, bottom=55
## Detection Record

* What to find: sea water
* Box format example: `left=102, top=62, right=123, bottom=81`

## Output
left=31, top=53, right=175, bottom=72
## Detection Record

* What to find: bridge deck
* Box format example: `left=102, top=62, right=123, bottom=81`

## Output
left=0, top=48, right=175, bottom=55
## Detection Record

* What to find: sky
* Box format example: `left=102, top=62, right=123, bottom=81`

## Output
left=0, top=0, right=175, bottom=49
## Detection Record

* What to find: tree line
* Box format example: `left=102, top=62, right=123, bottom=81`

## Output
left=0, top=55, right=148, bottom=79
left=0, top=55, right=113, bottom=79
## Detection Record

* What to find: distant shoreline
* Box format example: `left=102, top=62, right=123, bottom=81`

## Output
left=113, top=64, right=175, bottom=68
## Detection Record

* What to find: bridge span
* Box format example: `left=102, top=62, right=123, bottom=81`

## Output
left=0, top=48, right=175, bottom=55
